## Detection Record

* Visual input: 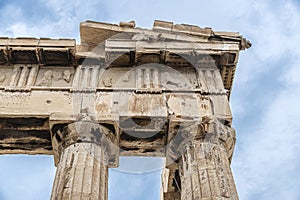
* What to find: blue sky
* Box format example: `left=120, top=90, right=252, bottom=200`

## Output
left=1, top=0, right=300, bottom=199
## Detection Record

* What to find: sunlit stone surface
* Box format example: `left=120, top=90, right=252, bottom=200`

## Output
left=0, top=20, right=250, bottom=199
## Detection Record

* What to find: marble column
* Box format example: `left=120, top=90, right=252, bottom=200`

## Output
left=51, top=143, right=108, bottom=200
left=50, top=121, right=118, bottom=200
left=161, top=167, right=181, bottom=200
left=166, top=118, right=238, bottom=200
left=179, top=142, right=238, bottom=200
left=178, top=119, right=238, bottom=200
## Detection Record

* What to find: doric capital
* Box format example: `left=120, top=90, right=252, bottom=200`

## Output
left=202, top=117, right=236, bottom=161
left=166, top=116, right=236, bottom=167
left=50, top=120, right=119, bottom=167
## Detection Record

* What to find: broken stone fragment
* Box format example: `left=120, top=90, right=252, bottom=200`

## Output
left=119, top=20, right=136, bottom=28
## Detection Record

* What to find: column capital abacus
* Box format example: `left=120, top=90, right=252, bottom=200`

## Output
left=166, top=116, right=236, bottom=167
left=50, top=120, right=119, bottom=167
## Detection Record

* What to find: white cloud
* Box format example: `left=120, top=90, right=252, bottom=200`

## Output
left=232, top=0, right=300, bottom=85
left=0, top=0, right=111, bottom=39
left=1, top=0, right=300, bottom=200
left=233, top=88, right=300, bottom=199
left=230, top=1, right=300, bottom=199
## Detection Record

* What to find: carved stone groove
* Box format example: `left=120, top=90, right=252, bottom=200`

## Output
left=51, top=142, right=108, bottom=200
left=50, top=121, right=117, bottom=200
left=164, top=118, right=237, bottom=200
left=166, top=117, right=236, bottom=167
left=51, top=121, right=118, bottom=167
left=0, top=20, right=251, bottom=199
left=179, top=142, right=238, bottom=200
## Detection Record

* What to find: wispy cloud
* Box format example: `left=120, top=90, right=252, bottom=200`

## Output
left=0, top=0, right=110, bottom=39
left=230, top=0, right=300, bottom=199
left=0, top=0, right=300, bottom=200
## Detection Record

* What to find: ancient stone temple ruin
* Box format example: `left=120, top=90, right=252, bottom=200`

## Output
left=0, top=20, right=250, bottom=199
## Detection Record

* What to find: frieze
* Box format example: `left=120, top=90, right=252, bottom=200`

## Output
left=35, top=67, right=75, bottom=87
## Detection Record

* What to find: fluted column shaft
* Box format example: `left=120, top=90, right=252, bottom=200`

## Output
left=179, top=142, right=238, bottom=200
left=164, top=118, right=238, bottom=200
left=50, top=121, right=118, bottom=200
left=51, top=143, right=108, bottom=200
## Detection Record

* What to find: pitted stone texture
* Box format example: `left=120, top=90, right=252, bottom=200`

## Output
left=51, top=121, right=118, bottom=167
left=179, top=142, right=238, bottom=200
left=163, top=192, right=181, bottom=200
left=166, top=117, right=236, bottom=167
left=0, top=20, right=251, bottom=200
left=51, top=143, right=108, bottom=200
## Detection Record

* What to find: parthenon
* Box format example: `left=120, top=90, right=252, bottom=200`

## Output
left=0, top=20, right=251, bottom=199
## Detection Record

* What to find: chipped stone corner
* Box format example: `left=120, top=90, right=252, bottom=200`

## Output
left=0, top=20, right=250, bottom=200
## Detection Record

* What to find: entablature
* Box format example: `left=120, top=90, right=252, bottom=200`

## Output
left=0, top=38, right=76, bottom=66
left=0, top=20, right=251, bottom=97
